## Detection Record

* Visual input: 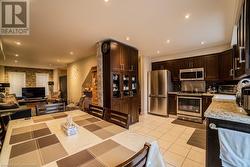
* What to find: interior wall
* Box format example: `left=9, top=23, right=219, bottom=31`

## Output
left=4, top=66, right=53, bottom=87
left=140, top=55, right=151, bottom=114
left=67, top=55, right=97, bottom=103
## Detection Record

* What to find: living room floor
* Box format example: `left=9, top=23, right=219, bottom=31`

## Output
left=129, top=114, right=205, bottom=167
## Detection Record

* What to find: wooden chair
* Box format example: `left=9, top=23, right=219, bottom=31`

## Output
left=107, top=110, right=130, bottom=129
left=88, top=104, right=105, bottom=119
left=36, top=103, right=65, bottom=115
left=116, top=143, right=151, bottom=167
left=0, top=118, right=6, bottom=151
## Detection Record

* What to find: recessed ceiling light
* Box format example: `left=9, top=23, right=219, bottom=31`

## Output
left=14, top=60, right=18, bottom=63
left=15, top=41, right=21, bottom=45
left=15, top=54, right=19, bottom=57
left=185, top=14, right=190, bottom=19
left=70, top=51, right=74, bottom=55
left=201, top=41, right=206, bottom=45
left=157, top=50, right=160, bottom=54
left=166, top=39, right=170, bottom=44
left=104, top=0, right=109, bottom=2
left=126, top=36, right=130, bottom=41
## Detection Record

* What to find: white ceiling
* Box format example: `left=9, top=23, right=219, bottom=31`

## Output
left=0, top=0, right=239, bottom=69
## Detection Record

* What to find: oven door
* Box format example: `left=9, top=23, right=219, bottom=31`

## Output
left=177, top=96, right=202, bottom=117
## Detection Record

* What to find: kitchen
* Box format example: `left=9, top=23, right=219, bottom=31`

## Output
left=148, top=0, right=250, bottom=166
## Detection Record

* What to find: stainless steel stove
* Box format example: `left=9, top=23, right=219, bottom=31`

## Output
left=177, top=80, right=206, bottom=123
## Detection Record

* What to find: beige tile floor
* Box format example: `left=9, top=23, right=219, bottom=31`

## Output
left=129, top=114, right=205, bottom=167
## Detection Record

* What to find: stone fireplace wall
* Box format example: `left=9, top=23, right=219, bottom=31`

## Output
left=96, top=42, right=103, bottom=106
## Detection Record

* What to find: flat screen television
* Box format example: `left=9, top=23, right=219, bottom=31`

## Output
left=22, top=87, right=45, bottom=98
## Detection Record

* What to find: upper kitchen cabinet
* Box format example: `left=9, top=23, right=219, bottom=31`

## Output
left=152, top=61, right=166, bottom=71
left=129, top=48, right=139, bottom=71
left=219, top=48, right=234, bottom=81
left=166, top=59, right=180, bottom=81
left=110, top=42, right=122, bottom=70
left=109, top=41, right=138, bottom=71
left=234, top=0, right=250, bottom=78
left=180, top=57, right=204, bottom=69
left=204, top=54, right=219, bottom=81
left=120, top=45, right=130, bottom=71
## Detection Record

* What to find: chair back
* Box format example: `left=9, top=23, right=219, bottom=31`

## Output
left=108, top=110, right=129, bottom=129
left=36, top=103, right=65, bottom=115
left=89, top=104, right=105, bottom=119
left=0, top=119, right=6, bottom=151
left=116, top=143, right=151, bottom=167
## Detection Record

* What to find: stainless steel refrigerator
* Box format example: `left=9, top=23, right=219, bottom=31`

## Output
left=148, top=70, right=172, bottom=116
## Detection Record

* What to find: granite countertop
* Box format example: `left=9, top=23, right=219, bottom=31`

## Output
left=205, top=95, right=250, bottom=124
left=167, top=91, right=215, bottom=97
left=168, top=92, right=178, bottom=95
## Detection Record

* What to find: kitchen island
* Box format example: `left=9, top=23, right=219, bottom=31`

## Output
left=205, top=95, right=250, bottom=167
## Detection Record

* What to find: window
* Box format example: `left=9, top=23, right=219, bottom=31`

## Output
left=36, top=73, right=49, bottom=96
left=8, top=72, right=26, bottom=97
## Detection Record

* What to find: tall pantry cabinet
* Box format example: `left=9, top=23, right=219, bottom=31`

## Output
left=102, top=40, right=139, bottom=124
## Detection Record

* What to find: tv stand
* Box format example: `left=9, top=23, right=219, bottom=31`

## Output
left=18, top=98, right=47, bottom=105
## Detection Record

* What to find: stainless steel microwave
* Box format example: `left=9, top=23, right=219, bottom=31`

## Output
left=180, top=68, right=204, bottom=81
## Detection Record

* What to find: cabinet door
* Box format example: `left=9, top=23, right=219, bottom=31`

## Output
left=204, top=54, right=219, bottom=80
left=152, top=62, right=166, bottom=71
left=130, top=49, right=138, bottom=71
left=130, top=97, right=139, bottom=124
left=167, top=94, right=177, bottom=115
left=202, top=96, right=212, bottom=115
left=111, top=98, right=121, bottom=111
left=167, top=60, right=180, bottom=81
left=110, top=42, right=121, bottom=70
left=234, top=46, right=247, bottom=78
left=219, top=49, right=234, bottom=80
left=193, top=57, right=204, bottom=68
left=120, top=99, right=130, bottom=114
left=120, top=45, right=130, bottom=71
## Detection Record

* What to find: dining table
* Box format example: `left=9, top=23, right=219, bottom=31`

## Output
left=0, top=110, right=165, bottom=167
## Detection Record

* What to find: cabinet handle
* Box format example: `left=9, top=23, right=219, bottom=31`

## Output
left=234, top=58, right=240, bottom=70
left=121, top=64, right=124, bottom=70
left=239, top=46, right=245, bottom=63
left=209, top=123, right=218, bottom=130
left=229, top=69, right=234, bottom=76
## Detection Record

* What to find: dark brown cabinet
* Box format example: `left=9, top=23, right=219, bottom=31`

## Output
left=202, top=96, right=212, bottom=116
left=204, top=54, right=219, bottom=81
left=168, top=94, right=177, bottom=115
left=152, top=61, right=166, bottom=71
left=234, top=0, right=250, bottom=79
left=103, top=40, right=139, bottom=125
left=219, top=49, right=234, bottom=81
left=166, top=60, right=180, bottom=81
left=180, top=57, right=204, bottom=69
left=110, top=42, right=122, bottom=70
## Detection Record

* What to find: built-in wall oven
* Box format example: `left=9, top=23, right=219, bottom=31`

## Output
left=177, top=96, right=203, bottom=123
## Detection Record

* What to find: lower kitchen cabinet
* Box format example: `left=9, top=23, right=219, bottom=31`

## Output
left=202, top=96, right=213, bottom=116
left=168, top=94, right=177, bottom=115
